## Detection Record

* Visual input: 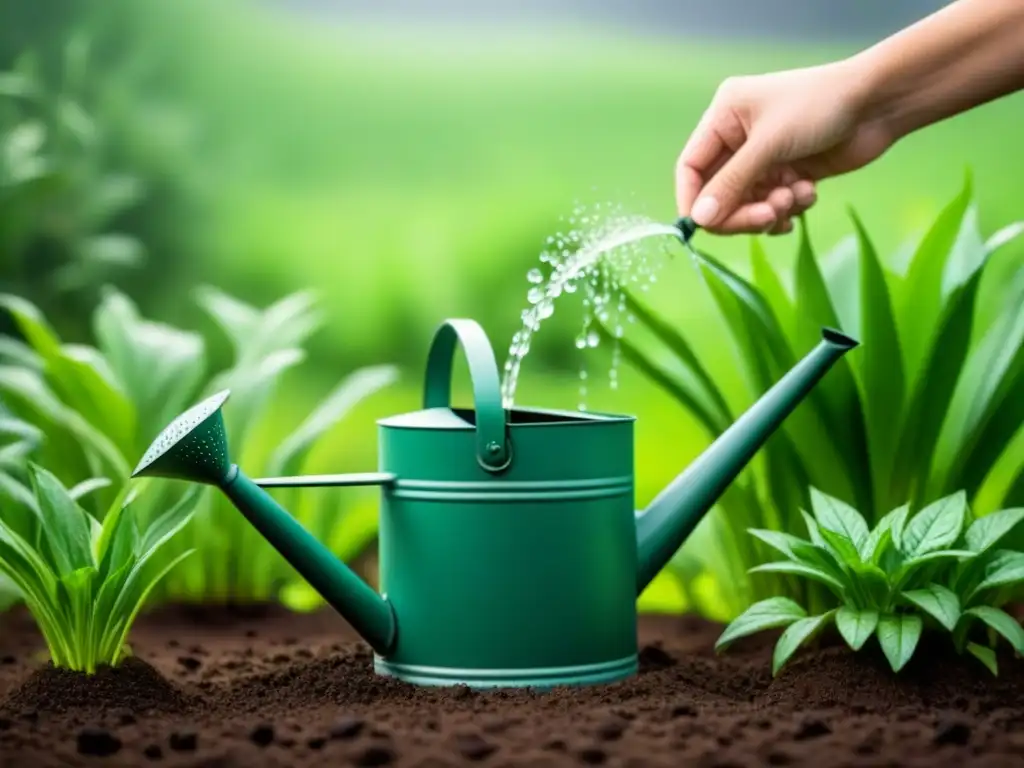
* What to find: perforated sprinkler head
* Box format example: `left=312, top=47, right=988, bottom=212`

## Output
left=132, top=390, right=233, bottom=485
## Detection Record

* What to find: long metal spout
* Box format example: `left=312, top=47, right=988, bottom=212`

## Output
left=634, top=328, right=859, bottom=593
left=132, top=390, right=397, bottom=656
left=221, top=466, right=396, bottom=654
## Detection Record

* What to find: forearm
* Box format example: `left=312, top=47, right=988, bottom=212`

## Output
left=848, top=0, right=1024, bottom=140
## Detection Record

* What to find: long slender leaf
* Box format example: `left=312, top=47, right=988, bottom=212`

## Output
left=772, top=610, right=835, bottom=676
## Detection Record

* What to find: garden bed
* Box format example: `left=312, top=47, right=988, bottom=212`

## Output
left=0, top=606, right=1022, bottom=767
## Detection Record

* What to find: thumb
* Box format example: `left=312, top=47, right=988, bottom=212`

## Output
left=690, top=132, right=779, bottom=227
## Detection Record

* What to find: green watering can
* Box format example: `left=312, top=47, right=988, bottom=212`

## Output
left=133, top=317, right=857, bottom=689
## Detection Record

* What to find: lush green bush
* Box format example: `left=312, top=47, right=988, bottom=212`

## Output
left=718, top=488, right=1024, bottom=676
left=0, top=287, right=397, bottom=610
left=609, top=174, right=1024, bottom=619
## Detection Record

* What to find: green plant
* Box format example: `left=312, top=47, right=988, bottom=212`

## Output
left=0, top=462, right=197, bottom=671
left=0, top=286, right=398, bottom=609
left=0, top=35, right=149, bottom=312
left=716, top=488, right=1024, bottom=676
left=605, top=173, right=1024, bottom=619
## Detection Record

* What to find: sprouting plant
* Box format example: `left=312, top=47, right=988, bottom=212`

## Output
left=0, top=463, right=197, bottom=672
left=0, top=286, right=398, bottom=610
left=716, top=488, right=1024, bottom=676
left=603, top=172, right=1024, bottom=620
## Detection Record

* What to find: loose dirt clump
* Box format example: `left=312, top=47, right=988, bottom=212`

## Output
left=0, top=604, right=1022, bottom=766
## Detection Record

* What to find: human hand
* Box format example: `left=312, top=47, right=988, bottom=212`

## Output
left=676, top=59, right=895, bottom=235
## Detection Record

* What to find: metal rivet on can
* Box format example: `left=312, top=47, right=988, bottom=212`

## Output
left=486, top=441, right=502, bottom=456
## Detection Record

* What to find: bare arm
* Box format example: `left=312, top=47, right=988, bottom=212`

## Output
left=678, top=0, right=1024, bottom=233
left=852, top=0, right=1024, bottom=141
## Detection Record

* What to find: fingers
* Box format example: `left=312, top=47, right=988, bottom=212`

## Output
left=689, top=133, right=778, bottom=228
left=703, top=179, right=817, bottom=236
left=675, top=112, right=727, bottom=217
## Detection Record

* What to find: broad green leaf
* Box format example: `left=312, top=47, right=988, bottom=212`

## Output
left=835, top=606, right=878, bottom=651
left=212, top=347, right=305, bottom=456
left=896, top=171, right=972, bottom=384
left=93, top=288, right=206, bottom=439
left=197, top=287, right=321, bottom=369
left=901, top=584, right=960, bottom=630
left=602, top=327, right=728, bottom=437
left=692, top=250, right=854, bottom=501
left=748, top=561, right=847, bottom=596
left=750, top=238, right=795, bottom=340
left=966, top=642, right=998, bottom=675
left=809, top=488, right=869, bottom=554
left=68, top=477, right=111, bottom=502
left=0, top=336, right=41, bottom=369
left=818, top=525, right=864, bottom=568
left=876, top=613, right=923, bottom=672
left=863, top=504, right=909, bottom=562
left=964, top=606, right=1024, bottom=654
left=790, top=220, right=872, bottom=512
left=106, top=549, right=194, bottom=663
left=900, top=492, right=967, bottom=557
left=934, top=259, right=1024, bottom=494
left=715, top=596, right=807, bottom=652
left=965, top=508, right=1024, bottom=554
left=137, top=487, right=201, bottom=556
left=849, top=210, right=904, bottom=503
left=900, top=549, right=976, bottom=570
left=267, top=364, right=398, bottom=477
left=27, top=463, right=93, bottom=575
left=968, top=550, right=1024, bottom=601
left=0, top=294, right=135, bottom=453
left=890, top=220, right=997, bottom=506
left=773, top=611, right=835, bottom=676
left=849, top=560, right=891, bottom=607
left=746, top=529, right=817, bottom=563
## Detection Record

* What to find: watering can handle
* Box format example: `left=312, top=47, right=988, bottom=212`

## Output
left=423, top=318, right=511, bottom=473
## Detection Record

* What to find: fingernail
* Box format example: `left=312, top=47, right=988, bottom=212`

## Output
left=691, top=196, right=719, bottom=226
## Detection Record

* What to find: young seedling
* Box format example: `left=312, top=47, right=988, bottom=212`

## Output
left=717, top=488, right=1024, bottom=676
left=0, top=463, right=197, bottom=672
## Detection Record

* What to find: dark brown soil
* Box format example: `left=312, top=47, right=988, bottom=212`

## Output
left=1, top=604, right=1023, bottom=767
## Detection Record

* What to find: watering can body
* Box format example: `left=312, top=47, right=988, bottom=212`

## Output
left=133, top=317, right=858, bottom=689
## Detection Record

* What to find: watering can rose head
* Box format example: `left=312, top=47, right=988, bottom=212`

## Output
left=133, top=317, right=858, bottom=689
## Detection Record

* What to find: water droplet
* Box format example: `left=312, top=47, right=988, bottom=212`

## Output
left=527, top=287, right=544, bottom=304
left=537, top=300, right=554, bottom=320
left=579, top=369, right=588, bottom=380
left=586, top=329, right=600, bottom=348
left=527, top=268, right=544, bottom=284
left=574, top=334, right=587, bottom=349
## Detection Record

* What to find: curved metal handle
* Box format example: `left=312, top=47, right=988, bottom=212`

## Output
left=423, top=318, right=510, bottom=473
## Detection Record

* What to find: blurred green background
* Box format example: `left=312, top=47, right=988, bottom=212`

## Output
left=2, top=0, right=1022, bottom=615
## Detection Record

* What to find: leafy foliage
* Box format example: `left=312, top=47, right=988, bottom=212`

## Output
left=0, top=286, right=398, bottom=609
left=717, top=488, right=1024, bottom=675
left=0, top=35, right=148, bottom=310
left=605, top=174, right=1024, bottom=618
left=0, top=463, right=196, bottom=671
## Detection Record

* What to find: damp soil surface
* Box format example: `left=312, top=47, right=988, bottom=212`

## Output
left=1, top=605, right=1023, bottom=767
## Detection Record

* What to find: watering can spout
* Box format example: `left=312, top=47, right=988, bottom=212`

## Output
left=634, top=328, right=859, bottom=593
left=132, top=390, right=397, bottom=656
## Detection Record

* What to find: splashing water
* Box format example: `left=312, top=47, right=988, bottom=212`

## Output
left=500, top=203, right=684, bottom=409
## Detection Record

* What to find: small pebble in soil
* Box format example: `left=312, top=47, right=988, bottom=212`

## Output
left=177, top=656, right=201, bottom=671
left=934, top=720, right=972, bottom=746
left=330, top=716, right=365, bottom=740
left=578, top=747, right=607, bottom=765
left=456, top=733, right=497, bottom=761
left=596, top=720, right=625, bottom=741
left=169, top=731, right=198, bottom=751
left=671, top=704, right=697, bottom=718
left=77, top=727, right=122, bottom=757
left=143, top=744, right=163, bottom=760
left=250, top=724, right=274, bottom=747
left=794, top=719, right=831, bottom=740
left=354, top=744, right=396, bottom=766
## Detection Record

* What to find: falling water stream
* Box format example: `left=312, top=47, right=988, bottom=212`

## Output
left=500, top=204, right=689, bottom=410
